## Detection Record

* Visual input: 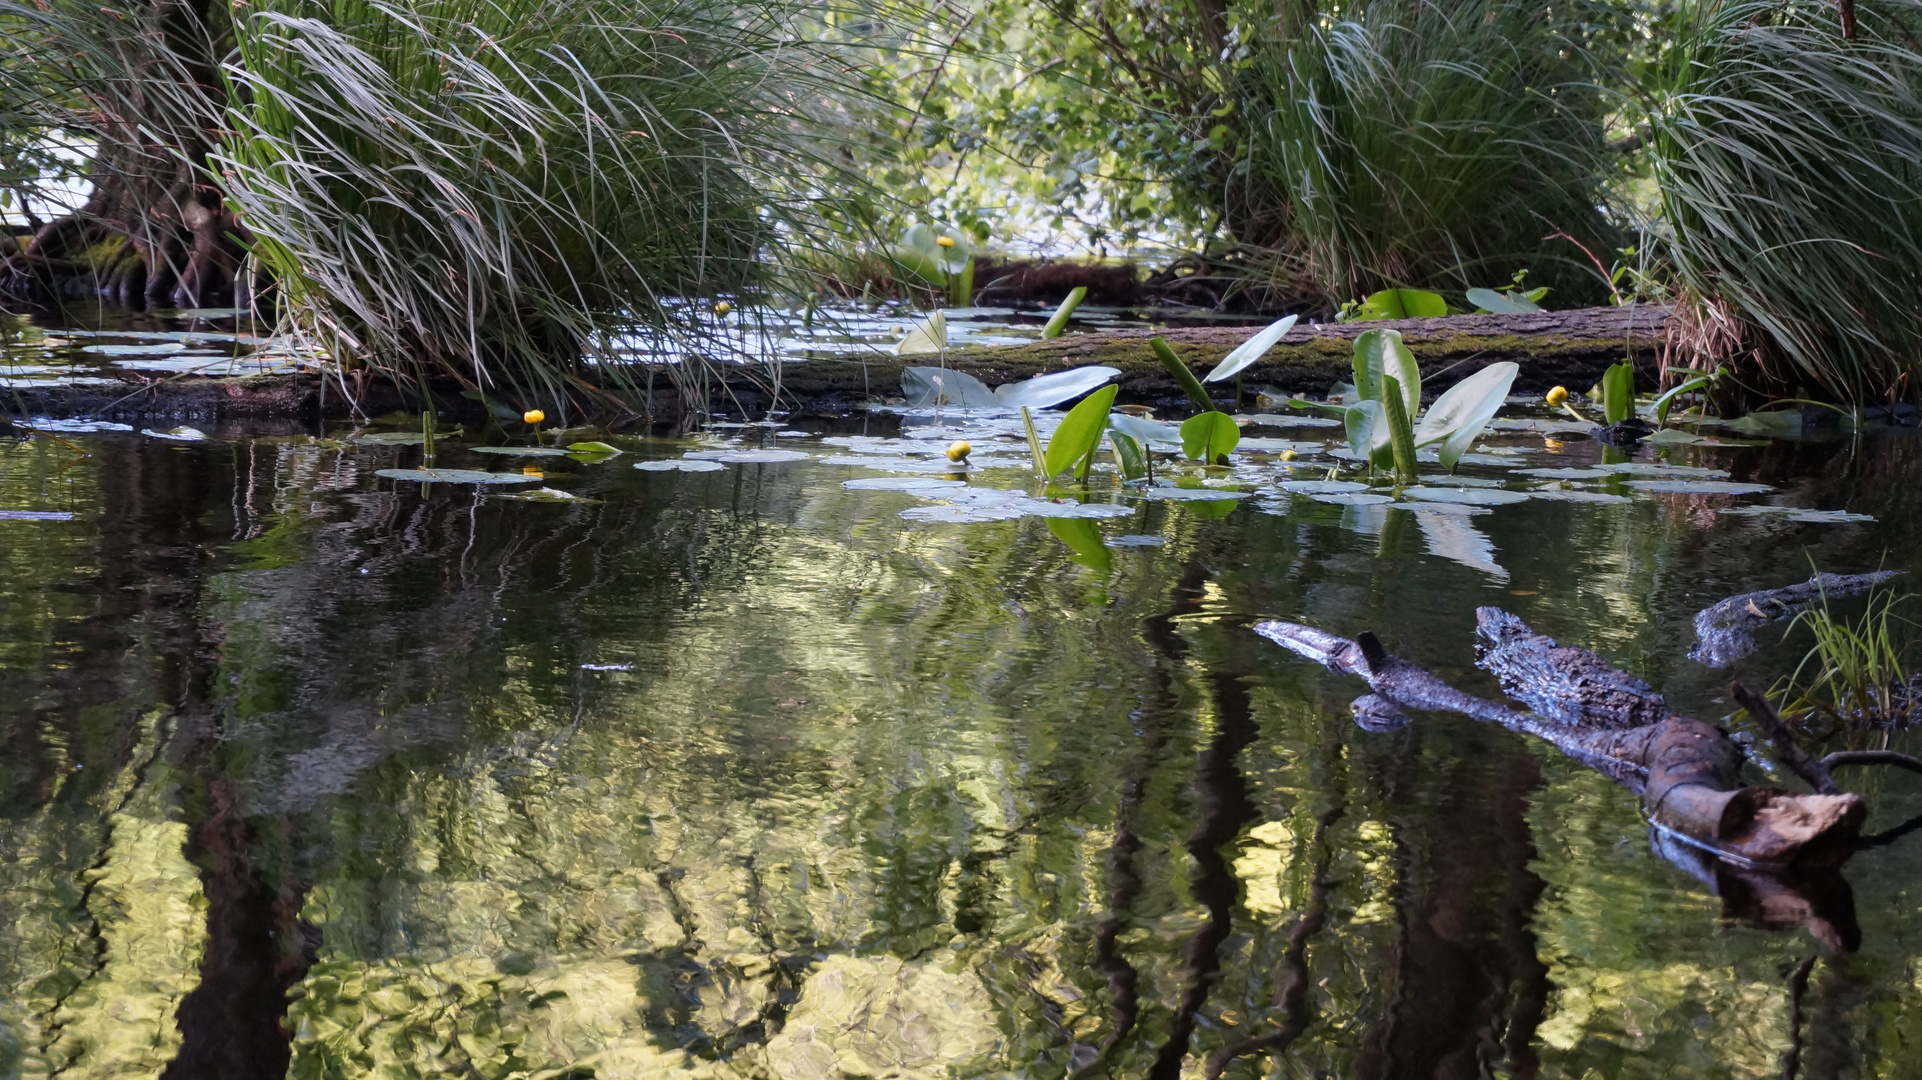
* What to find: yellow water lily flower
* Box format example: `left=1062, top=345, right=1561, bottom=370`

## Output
left=713, top=301, right=733, bottom=315
left=1278, top=449, right=1298, bottom=461
left=935, top=235, right=956, bottom=248
left=523, top=409, right=545, bottom=425
left=945, top=440, right=972, bottom=462
left=1545, top=386, right=1569, bottom=406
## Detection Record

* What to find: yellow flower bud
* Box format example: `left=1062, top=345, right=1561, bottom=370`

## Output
left=713, top=301, right=732, bottom=315
left=1278, top=449, right=1298, bottom=461
left=523, top=409, right=545, bottom=425
left=935, top=235, right=956, bottom=248
left=1545, top=386, right=1568, bottom=407
left=945, top=440, right=972, bottom=462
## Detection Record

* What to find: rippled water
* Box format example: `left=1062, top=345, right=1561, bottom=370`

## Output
left=2, top=401, right=1921, bottom=1079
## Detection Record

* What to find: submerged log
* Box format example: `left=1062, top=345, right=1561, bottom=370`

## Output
left=1689, top=571, right=1903, bottom=668
left=1254, top=611, right=1867, bottom=868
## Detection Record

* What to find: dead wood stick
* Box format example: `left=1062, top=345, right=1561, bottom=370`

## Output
left=1731, top=681, right=1838, bottom=795
left=1690, top=571, right=1903, bottom=669
left=1822, top=750, right=1922, bottom=777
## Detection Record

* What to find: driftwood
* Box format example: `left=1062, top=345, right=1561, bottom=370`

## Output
left=1689, top=571, right=1903, bottom=668
left=1255, top=611, right=1866, bottom=868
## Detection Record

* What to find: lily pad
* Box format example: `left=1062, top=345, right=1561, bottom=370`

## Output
left=1717, top=505, right=1873, bottom=523
left=1515, top=466, right=1616, bottom=479
left=900, top=503, right=1025, bottom=523
left=472, top=446, right=570, bottom=457
left=842, top=477, right=969, bottom=493
left=1275, top=479, right=1370, bottom=494
left=1529, top=489, right=1632, bottom=504
left=1313, top=492, right=1395, bottom=506
left=1403, top=486, right=1529, bottom=506
left=634, top=459, right=726, bottom=473
left=353, top=431, right=431, bottom=446
left=493, top=487, right=595, bottom=502
left=1107, top=535, right=1165, bottom=547
left=0, top=509, right=75, bottom=521
left=566, top=441, right=622, bottom=456
left=1625, top=479, right=1772, bottom=495
left=707, top=449, right=811, bottom=464
left=83, top=342, right=189, bottom=356
left=142, top=426, right=207, bottom=442
left=1609, top=463, right=1730, bottom=479
left=1131, top=487, right=1251, bottom=502
left=376, top=468, right=540, bottom=484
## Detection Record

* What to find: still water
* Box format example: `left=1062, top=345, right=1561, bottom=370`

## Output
left=2, top=404, right=1920, bottom=1080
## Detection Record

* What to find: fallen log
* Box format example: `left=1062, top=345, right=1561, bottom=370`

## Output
left=1689, top=571, right=1903, bottom=669
left=1254, top=612, right=1866, bottom=868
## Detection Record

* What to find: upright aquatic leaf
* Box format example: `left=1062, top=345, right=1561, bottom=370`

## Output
left=1108, top=411, right=1184, bottom=448
left=1652, top=376, right=1710, bottom=427
left=1382, top=375, right=1419, bottom=480
left=1180, top=411, right=1241, bottom=462
left=1041, top=287, right=1088, bottom=339
left=1354, top=289, right=1447, bottom=320
left=1352, top=329, right=1420, bottom=417
left=1413, top=361, right=1519, bottom=471
left=1344, top=400, right=1384, bottom=460
left=1602, top=361, right=1634, bottom=424
left=1205, top=314, right=1299, bottom=382
left=1108, top=427, right=1148, bottom=480
left=1466, top=287, right=1539, bottom=314
left=1045, top=384, right=1120, bottom=477
left=894, top=310, right=948, bottom=356
left=1151, top=338, right=1217, bottom=412
left=992, top=365, right=1119, bottom=409
left=900, top=364, right=996, bottom=407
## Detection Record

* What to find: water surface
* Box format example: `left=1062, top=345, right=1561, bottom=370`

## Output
left=2, top=408, right=1920, bottom=1079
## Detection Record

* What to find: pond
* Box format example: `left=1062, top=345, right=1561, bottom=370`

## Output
left=1, top=396, right=1920, bottom=1079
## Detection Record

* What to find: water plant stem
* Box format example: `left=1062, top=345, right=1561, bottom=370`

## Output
left=1152, top=338, right=1216, bottom=412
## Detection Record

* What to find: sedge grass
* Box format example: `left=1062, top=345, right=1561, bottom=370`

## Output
left=1775, top=581, right=1916, bottom=725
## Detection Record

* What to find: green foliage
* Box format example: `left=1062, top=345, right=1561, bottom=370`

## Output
left=1646, top=0, right=1922, bottom=401
left=1345, top=289, right=1448, bottom=321
left=210, top=0, right=878, bottom=398
left=1775, top=582, right=1914, bottom=723
left=1239, top=0, right=1624, bottom=307
left=1043, top=384, right=1118, bottom=478
left=1150, top=337, right=1217, bottom=413
left=1601, top=362, right=1634, bottom=424
left=1179, top=411, right=1240, bottom=463
left=1335, top=328, right=1518, bottom=473
left=1205, top=314, right=1298, bottom=383
left=1414, top=362, right=1520, bottom=470
left=1351, top=329, right=1420, bottom=419
left=1041, top=287, right=1087, bottom=340
left=1465, top=287, right=1543, bottom=314
left=1380, top=375, right=1418, bottom=480
left=1652, top=375, right=1711, bottom=427
left=1107, top=426, right=1147, bottom=480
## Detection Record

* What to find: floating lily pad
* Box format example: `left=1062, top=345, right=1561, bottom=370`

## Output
left=901, top=504, right=1026, bottom=523
left=353, top=431, right=431, bottom=446
left=142, top=426, right=207, bottom=442
left=1313, top=492, right=1395, bottom=505
left=28, top=419, right=132, bottom=433
left=1416, top=475, right=1507, bottom=488
left=566, top=441, right=622, bottom=456
left=1718, top=505, right=1873, bottom=523
left=1529, top=489, right=1632, bottom=504
left=83, top=342, right=189, bottom=356
left=376, top=468, right=540, bottom=484
left=634, top=459, right=726, bottom=472
left=471, top=446, right=570, bottom=457
left=0, top=509, right=74, bottom=521
left=843, top=477, right=968, bottom=493
left=1610, top=463, right=1730, bottom=479
left=1402, top=501, right=1492, bottom=516
left=493, top=487, right=595, bottom=502
left=1107, top=534, right=1165, bottom=547
left=1274, top=479, right=1371, bottom=494
left=1403, top=486, right=1530, bottom=506
left=1625, top=479, right=1772, bottom=495
left=1131, top=487, right=1251, bottom=502
left=1032, top=501, right=1136, bottom=519
left=1515, top=466, right=1615, bottom=479
left=696, top=449, right=811, bottom=464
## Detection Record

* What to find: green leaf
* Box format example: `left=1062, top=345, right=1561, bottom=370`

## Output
left=1045, top=384, right=1120, bottom=476
left=1382, top=376, right=1418, bottom=480
left=1205, top=314, right=1298, bottom=382
left=1150, top=337, right=1215, bottom=412
left=1651, top=376, right=1708, bottom=427
left=1412, top=362, right=1519, bottom=472
left=1343, top=400, right=1383, bottom=460
left=894, top=310, right=947, bottom=356
left=1180, top=411, right=1240, bottom=462
left=1725, top=409, right=1804, bottom=438
left=1602, top=361, right=1634, bottom=424
left=1041, top=287, right=1088, bottom=339
left=1108, top=427, right=1148, bottom=480
left=1353, top=289, right=1447, bottom=320
left=1465, top=287, right=1539, bottom=314
left=1351, top=329, right=1420, bottom=417
left=1045, top=517, right=1113, bottom=573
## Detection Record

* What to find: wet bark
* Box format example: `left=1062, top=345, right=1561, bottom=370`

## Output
left=1690, top=571, right=1903, bottom=669
left=1253, top=612, right=1868, bottom=867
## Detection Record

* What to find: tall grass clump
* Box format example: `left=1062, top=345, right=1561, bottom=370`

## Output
left=215, top=0, right=875, bottom=405
left=1235, top=0, right=1623, bottom=308
left=1775, top=582, right=1916, bottom=724
left=1646, top=0, right=1922, bottom=402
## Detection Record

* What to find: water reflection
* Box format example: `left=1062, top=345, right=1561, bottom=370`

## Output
left=0, top=421, right=1920, bottom=1078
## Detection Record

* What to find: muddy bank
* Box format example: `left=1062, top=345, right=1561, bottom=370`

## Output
left=8, top=305, right=1666, bottom=422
